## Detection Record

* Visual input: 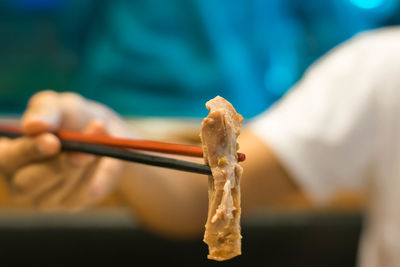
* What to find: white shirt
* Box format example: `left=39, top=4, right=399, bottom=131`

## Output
left=250, top=27, right=400, bottom=267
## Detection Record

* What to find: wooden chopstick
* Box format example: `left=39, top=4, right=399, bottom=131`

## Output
left=0, top=130, right=212, bottom=175
left=0, top=124, right=246, bottom=162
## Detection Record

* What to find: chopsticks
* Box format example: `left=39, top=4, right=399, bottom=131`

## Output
left=0, top=124, right=245, bottom=175
left=0, top=131, right=212, bottom=175
left=0, top=124, right=245, bottom=162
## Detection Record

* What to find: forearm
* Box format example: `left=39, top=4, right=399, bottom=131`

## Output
left=116, top=160, right=209, bottom=239
left=115, top=129, right=302, bottom=239
left=237, top=129, right=303, bottom=212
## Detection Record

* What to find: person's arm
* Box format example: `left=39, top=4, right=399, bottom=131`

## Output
left=239, top=130, right=300, bottom=210
left=114, top=128, right=299, bottom=239
left=10, top=90, right=132, bottom=209
left=10, top=90, right=298, bottom=238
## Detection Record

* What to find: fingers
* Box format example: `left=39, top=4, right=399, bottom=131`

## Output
left=62, top=121, right=124, bottom=208
left=22, top=90, right=91, bottom=135
left=39, top=121, right=105, bottom=209
left=22, top=90, right=63, bottom=135
left=22, top=90, right=132, bottom=143
left=11, top=117, right=125, bottom=210
left=11, top=120, right=113, bottom=210
left=88, top=157, right=124, bottom=203
left=66, top=120, right=106, bottom=167
left=11, top=157, right=65, bottom=206
left=36, top=157, right=98, bottom=211
left=84, top=119, right=107, bottom=136
left=12, top=153, right=95, bottom=210
left=0, top=133, right=60, bottom=176
left=57, top=161, right=100, bottom=211
left=72, top=119, right=124, bottom=203
left=13, top=157, right=58, bottom=190
left=82, top=120, right=124, bottom=203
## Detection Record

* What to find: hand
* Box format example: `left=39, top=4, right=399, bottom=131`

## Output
left=0, top=133, right=59, bottom=183
left=10, top=90, right=133, bottom=210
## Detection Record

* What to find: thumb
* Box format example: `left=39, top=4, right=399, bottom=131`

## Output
left=0, top=133, right=61, bottom=177
left=22, top=90, right=62, bottom=135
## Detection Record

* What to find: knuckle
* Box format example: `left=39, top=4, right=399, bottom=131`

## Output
left=60, top=92, right=85, bottom=105
left=59, top=92, right=86, bottom=117
left=12, top=175, right=25, bottom=190
left=29, top=90, right=58, bottom=105
left=12, top=168, right=30, bottom=190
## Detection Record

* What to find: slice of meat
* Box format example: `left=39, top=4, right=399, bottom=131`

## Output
left=200, top=96, right=243, bottom=261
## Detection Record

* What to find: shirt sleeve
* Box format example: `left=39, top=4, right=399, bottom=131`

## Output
left=249, top=29, right=391, bottom=204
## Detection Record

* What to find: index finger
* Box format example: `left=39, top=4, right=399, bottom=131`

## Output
left=21, top=90, right=62, bottom=135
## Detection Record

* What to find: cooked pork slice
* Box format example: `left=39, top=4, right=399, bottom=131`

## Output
left=200, top=96, right=243, bottom=261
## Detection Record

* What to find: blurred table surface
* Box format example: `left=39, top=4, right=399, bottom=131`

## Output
left=0, top=116, right=364, bottom=266
left=0, top=207, right=363, bottom=266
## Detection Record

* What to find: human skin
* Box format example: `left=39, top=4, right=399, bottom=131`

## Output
left=3, top=90, right=299, bottom=238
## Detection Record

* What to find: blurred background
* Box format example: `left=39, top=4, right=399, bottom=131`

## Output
left=0, top=0, right=399, bottom=266
left=1, top=0, right=400, bottom=118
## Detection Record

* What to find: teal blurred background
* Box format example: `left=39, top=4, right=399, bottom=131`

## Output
left=0, top=0, right=399, bottom=118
